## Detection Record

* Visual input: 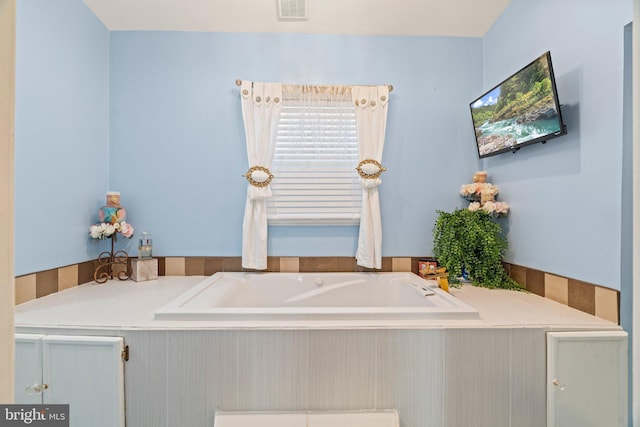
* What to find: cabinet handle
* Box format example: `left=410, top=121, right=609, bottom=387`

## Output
left=25, top=383, right=48, bottom=395
left=552, top=379, right=566, bottom=391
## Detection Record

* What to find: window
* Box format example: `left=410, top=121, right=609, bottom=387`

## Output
left=267, top=90, right=361, bottom=225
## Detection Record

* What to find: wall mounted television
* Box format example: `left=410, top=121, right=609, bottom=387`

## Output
left=470, top=51, right=567, bottom=159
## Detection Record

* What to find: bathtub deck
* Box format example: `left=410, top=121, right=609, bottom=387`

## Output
left=13, top=276, right=623, bottom=427
left=14, top=275, right=617, bottom=331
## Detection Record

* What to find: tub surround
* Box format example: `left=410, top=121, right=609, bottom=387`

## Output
left=14, top=275, right=617, bottom=331
left=14, top=275, right=622, bottom=427
left=14, top=256, right=620, bottom=324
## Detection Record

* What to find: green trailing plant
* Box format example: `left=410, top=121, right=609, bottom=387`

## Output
left=432, top=208, right=520, bottom=290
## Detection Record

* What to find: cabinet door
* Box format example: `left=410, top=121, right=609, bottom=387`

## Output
left=14, top=333, right=45, bottom=404
left=42, top=335, right=125, bottom=427
left=547, top=331, right=627, bottom=427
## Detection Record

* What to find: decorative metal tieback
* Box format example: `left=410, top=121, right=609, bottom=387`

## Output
left=356, top=159, right=387, bottom=179
left=243, top=165, right=274, bottom=187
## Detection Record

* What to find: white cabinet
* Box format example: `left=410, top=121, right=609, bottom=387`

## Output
left=15, top=334, right=126, bottom=427
left=547, top=331, right=628, bottom=427
left=14, top=334, right=45, bottom=405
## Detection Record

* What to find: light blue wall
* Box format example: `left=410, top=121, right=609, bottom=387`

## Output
left=17, top=0, right=632, bottom=293
left=109, top=32, right=482, bottom=258
left=15, top=0, right=110, bottom=276
left=481, top=0, right=632, bottom=290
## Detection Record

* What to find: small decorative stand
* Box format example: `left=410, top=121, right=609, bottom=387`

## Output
left=94, top=235, right=131, bottom=284
left=90, top=191, right=134, bottom=284
left=131, top=258, right=158, bottom=282
left=131, top=232, right=157, bottom=282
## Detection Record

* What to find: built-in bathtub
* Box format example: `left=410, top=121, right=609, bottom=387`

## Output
left=154, top=272, right=479, bottom=321
left=14, top=274, right=620, bottom=427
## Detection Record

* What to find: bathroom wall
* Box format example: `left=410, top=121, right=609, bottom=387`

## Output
left=481, top=0, right=632, bottom=290
left=108, top=32, right=482, bottom=260
left=14, top=0, right=633, bottom=296
left=14, top=0, right=110, bottom=276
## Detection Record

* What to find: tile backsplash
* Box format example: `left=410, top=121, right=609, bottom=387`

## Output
left=502, top=262, right=619, bottom=324
left=14, top=257, right=620, bottom=324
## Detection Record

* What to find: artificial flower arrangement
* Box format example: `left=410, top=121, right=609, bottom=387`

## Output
left=460, top=171, right=509, bottom=218
left=89, top=191, right=135, bottom=240
left=89, top=221, right=134, bottom=240
left=468, top=200, right=510, bottom=218
left=460, top=182, right=499, bottom=202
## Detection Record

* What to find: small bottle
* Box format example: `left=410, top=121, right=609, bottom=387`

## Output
left=138, top=232, right=152, bottom=259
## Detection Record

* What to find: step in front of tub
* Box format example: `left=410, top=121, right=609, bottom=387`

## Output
left=214, top=410, right=399, bottom=427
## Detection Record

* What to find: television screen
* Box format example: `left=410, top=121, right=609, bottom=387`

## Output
left=470, top=51, right=567, bottom=158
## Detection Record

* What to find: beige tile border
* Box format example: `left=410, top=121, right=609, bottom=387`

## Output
left=280, top=257, right=299, bottom=272
left=15, top=259, right=622, bottom=325
left=58, top=264, right=79, bottom=291
left=505, top=263, right=621, bottom=324
left=595, top=286, right=619, bottom=323
left=544, top=273, right=568, bottom=305
left=391, top=257, right=412, bottom=272
left=165, top=257, right=186, bottom=276
left=15, top=274, right=36, bottom=305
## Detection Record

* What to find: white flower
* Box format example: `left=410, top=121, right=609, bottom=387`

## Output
left=468, top=202, right=480, bottom=211
left=104, top=224, right=116, bottom=236
left=89, top=225, right=102, bottom=239
left=482, top=201, right=496, bottom=213
left=90, top=221, right=136, bottom=239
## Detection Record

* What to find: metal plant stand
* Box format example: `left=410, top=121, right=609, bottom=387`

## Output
left=93, top=235, right=130, bottom=284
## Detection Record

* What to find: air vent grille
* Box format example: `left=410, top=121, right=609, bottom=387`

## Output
left=277, top=0, right=307, bottom=20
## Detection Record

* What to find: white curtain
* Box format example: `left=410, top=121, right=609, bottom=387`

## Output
left=352, top=86, right=389, bottom=269
left=240, top=81, right=283, bottom=270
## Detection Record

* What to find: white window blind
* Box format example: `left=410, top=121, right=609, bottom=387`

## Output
left=267, top=91, right=361, bottom=225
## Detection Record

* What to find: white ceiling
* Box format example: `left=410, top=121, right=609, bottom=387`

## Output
left=82, top=0, right=512, bottom=37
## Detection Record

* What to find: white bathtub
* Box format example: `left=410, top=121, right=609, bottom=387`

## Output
left=154, top=272, right=479, bottom=321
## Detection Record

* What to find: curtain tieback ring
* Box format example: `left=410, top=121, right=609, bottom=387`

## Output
left=243, top=165, right=274, bottom=187
left=356, top=159, right=386, bottom=179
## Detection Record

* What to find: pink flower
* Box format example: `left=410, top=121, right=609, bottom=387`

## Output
left=120, top=222, right=134, bottom=238
left=495, top=202, right=510, bottom=214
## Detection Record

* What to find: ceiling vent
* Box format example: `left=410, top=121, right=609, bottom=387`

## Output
left=277, top=0, right=307, bottom=20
